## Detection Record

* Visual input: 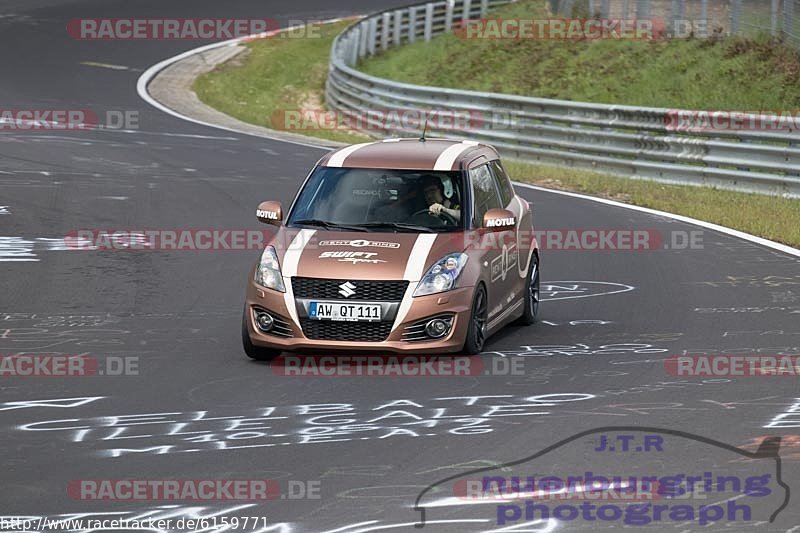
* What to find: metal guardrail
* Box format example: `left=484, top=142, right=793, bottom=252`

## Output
left=325, top=0, right=800, bottom=196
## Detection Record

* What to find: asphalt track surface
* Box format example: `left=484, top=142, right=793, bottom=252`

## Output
left=1, top=1, right=800, bottom=531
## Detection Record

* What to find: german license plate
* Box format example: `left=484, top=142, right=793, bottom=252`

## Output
left=309, top=302, right=381, bottom=322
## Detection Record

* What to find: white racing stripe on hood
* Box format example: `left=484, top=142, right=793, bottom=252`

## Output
left=392, top=233, right=438, bottom=332
left=326, top=142, right=374, bottom=167
left=282, top=229, right=316, bottom=327
left=433, top=140, right=479, bottom=171
left=402, top=233, right=438, bottom=280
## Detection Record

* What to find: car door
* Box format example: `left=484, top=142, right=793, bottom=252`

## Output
left=488, top=159, right=527, bottom=301
left=468, top=161, right=518, bottom=326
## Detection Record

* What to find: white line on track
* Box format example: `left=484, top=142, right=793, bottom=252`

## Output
left=514, top=182, right=800, bottom=258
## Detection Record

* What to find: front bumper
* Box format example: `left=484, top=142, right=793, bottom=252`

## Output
left=244, top=278, right=473, bottom=354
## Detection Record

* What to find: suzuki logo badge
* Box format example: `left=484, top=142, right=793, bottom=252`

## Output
left=338, top=281, right=356, bottom=298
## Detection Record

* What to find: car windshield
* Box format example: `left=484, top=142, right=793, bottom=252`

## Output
left=287, top=167, right=466, bottom=232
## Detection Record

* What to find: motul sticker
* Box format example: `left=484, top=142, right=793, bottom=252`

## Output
left=256, top=210, right=279, bottom=220
left=486, top=217, right=516, bottom=228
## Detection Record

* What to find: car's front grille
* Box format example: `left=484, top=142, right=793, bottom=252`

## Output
left=299, top=319, right=394, bottom=342
left=292, top=277, right=409, bottom=301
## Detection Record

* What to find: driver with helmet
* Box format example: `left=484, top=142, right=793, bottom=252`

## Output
left=421, top=174, right=461, bottom=223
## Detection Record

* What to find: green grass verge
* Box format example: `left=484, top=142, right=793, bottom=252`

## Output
left=193, top=16, right=800, bottom=249
left=359, top=0, right=800, bottom=109
left=194, top=20, right=369, bottom=144
left=507, top=161, right=800, bottom=247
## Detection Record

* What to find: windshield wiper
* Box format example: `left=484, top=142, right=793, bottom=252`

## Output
left=356, top=222, right=438, bottom=233
left=292, top=219, right=368, bottom=232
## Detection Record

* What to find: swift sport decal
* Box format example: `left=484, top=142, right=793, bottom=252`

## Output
left=318, top=251, right=387, bottom=264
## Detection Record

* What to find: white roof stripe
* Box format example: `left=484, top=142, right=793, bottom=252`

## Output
left=433, top=141, right=480, bottom=171
left=326, top=142, right=374, bottom=167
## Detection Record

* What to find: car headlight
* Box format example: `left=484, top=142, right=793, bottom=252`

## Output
left=255, top=246, right=286, bottom=292
left=413, top=253, right=468, bottom=297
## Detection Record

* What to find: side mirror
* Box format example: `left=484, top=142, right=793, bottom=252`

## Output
left=256, top=201, right=283, bottom=226
left=483, top=208, right=516, bottom=231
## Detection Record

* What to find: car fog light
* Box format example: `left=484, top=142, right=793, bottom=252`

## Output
left=425, top=318, right=449, bottom=338
left=255, top=311, right=274, bottom=332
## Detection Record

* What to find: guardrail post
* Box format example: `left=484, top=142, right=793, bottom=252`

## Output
left=367, top=17, right=378, bottom=55
left=462, top=0, right=473, bottom=25
left=381, top=12, right=391, bottom=51
left=424, top=3, right=434, bottom=41
left=409, top=6, right=417, bottom=42
left=445, top=0, right=455, bottom=32
left=674, top=0, right=685, bottom=34
left=343, top=34, right=353, bottom=66
left=700, top=0, right=709, bottom=37
left=771, top=0, right=780, bottom=37
left=635, top=0, right=649, bottom=19
left=730, top=0, right=742, bottom=34
left=393, top=10, right=403, bottom=45
left=480, top=0, right=490, bottom=16
left=357, top=21, right=368, bottom=59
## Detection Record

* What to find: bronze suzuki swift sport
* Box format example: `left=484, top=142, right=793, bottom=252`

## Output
left=242, top=138, right=539, bottom=359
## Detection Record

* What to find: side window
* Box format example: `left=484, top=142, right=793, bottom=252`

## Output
left=470, top=164, right=502, bottom=227
left=489, top=160, right=515, bottom=207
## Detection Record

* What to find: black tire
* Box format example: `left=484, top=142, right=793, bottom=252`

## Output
left=242, top=308, right=282, bottom=361
left=515, top=253, right=539, bottom=326
left=461, top=284, right=488, bottom=355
